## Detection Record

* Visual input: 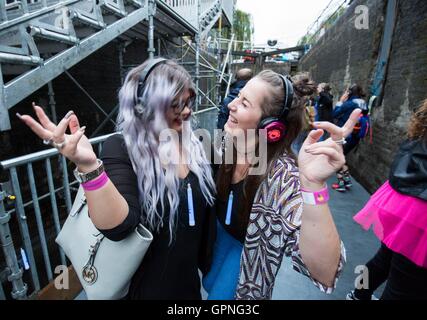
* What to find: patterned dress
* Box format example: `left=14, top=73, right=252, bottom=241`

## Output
left=236, top=153, right=346, bottom=300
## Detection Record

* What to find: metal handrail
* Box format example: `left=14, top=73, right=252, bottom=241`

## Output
left=0, top=0, right=77, bottom=30
left=221, top=0, right=234, bottom=25
left=1, top=134, right=116, bottom=169
left=0, top=132, right=117, bottom=299
left=160, top=0, right=224, bottom=30
left=161, top=0, right=199, bottom=29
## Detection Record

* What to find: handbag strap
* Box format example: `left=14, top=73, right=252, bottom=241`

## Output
left=70, top=194, right=87, bottom=217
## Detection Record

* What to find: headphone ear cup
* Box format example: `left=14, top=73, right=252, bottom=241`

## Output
left=258, top=117, right=275, bottom=130
left=258, top=117, right=286, bottom=143
left=135, top=99, right=145, bottom=115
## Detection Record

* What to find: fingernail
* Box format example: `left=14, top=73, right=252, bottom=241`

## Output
left=16, top=113, right=23, bottom=119
left=65, top=111, right=74, bottom=119
left=79, top=126, right=86, bottom=132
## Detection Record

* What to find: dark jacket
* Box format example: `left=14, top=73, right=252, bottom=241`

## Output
left=333, top=95, right=368, bottom=127
left=389, top=139, right=427, bottom=201
left=315, top=92, right=333, bottom=122
left=217, top=80, right=248, bottom=130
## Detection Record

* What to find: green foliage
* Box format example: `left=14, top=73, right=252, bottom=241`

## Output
left=298, top=5, right=347, bottom=46
left=232, top=9, right=254, bottom=51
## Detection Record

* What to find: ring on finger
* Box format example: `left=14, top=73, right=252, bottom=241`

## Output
left=43, top=137, right=53, bottom=145
left=52, top=137, right=67, bottom=149
left=333, top=137, right=347, bottom=145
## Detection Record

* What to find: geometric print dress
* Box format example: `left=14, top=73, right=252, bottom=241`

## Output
left=236, top=154, right=346, bottom=299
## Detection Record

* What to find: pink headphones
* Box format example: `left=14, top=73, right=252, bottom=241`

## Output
left=257, top=74, right=294, bottom=143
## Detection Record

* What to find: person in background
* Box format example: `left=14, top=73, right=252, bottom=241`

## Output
left=347, top=98, right=427, bottom=300
left=217, top=68, right=253, bottom=130
left=315, top=83, right=334, bottom=141
left=332, top=84, right=368, bottom=192
left=291, top=94, right=314, bottom=156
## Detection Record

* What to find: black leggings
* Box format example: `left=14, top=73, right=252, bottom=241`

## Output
left=354, top=243, right=427, bottom=300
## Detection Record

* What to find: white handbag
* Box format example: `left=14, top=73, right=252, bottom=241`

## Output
left=56, top=186, right=153, bottom=300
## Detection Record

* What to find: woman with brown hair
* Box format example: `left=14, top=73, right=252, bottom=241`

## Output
left=203, top=70, right=362, bottom=300
left=347, top=99, right=427, bottom=300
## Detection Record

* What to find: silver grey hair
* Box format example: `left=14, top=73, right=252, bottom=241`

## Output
left=116, top=59, right=216, bottom=243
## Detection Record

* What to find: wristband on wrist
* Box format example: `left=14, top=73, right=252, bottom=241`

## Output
left=81, top=172, right=109, bottom=191
left=300, top=184, right=329, bottom=205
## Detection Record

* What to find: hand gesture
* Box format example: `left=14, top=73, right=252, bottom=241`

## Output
left=17, top=103, right=98, bottom=172
left=298, top=109, right=362, bottom=189
left=339, top=90, right=350, bottom=103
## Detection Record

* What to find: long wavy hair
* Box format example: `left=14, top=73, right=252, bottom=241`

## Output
left=217, top=71, right=316, bottom=230
left=116, top=59, right=215, bottom=242
left=408, top=98, right=427, bottom=141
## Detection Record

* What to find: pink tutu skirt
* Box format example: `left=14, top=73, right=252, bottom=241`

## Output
left=354, top=181, right=427, bottom=268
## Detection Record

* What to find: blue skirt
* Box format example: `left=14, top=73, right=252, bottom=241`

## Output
left=202, top=220, right=243, bottom=300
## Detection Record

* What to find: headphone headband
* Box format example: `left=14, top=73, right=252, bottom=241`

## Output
left=137, top=58, right=167, bottom=98
left=278, top=74, right=294, bottom=121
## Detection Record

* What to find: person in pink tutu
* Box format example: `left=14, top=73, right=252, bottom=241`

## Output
left=347, top=99, right=427, bottom=300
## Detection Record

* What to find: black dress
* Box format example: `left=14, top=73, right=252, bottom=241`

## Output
left=98, top=134, right=215, bottom=300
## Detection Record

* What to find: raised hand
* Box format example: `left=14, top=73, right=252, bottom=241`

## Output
left=339, top=90, right=350, bottom=103
left=17, top=103, right=98, bottom=172
left=298, top=108, right=362, bottom=189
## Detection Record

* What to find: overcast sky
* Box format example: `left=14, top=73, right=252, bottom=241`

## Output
left=235, top=0, right=335, bottom=47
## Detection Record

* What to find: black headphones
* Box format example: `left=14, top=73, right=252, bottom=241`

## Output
left=135, top=57, right=196, bottom=115
left=257, top=74, right=294, bottom=143
left=136, top=57, right=167, bottom=106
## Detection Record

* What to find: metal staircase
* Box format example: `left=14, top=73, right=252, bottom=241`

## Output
left=0, top=0, right=233, bottom=131
left=199, top=0, right=222, bottom=39
left=0, top=0, right=150, bottom=131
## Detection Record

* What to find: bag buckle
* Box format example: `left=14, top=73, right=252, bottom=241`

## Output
left=82, top=236, right=104, bottom=285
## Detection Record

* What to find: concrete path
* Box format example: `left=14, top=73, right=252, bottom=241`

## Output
left=272, top=176, right=383, bottom=300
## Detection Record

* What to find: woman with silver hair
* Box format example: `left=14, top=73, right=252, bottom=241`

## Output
left=17, top=58, right=217, bottom=299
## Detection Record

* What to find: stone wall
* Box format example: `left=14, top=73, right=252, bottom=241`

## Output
left=299, top=0, right=427, bottom=193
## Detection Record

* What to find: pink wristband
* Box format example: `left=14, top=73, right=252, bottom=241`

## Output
left=81, top=172, right=109, bottom=191
left=300, top=184, right=329, bottom=205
